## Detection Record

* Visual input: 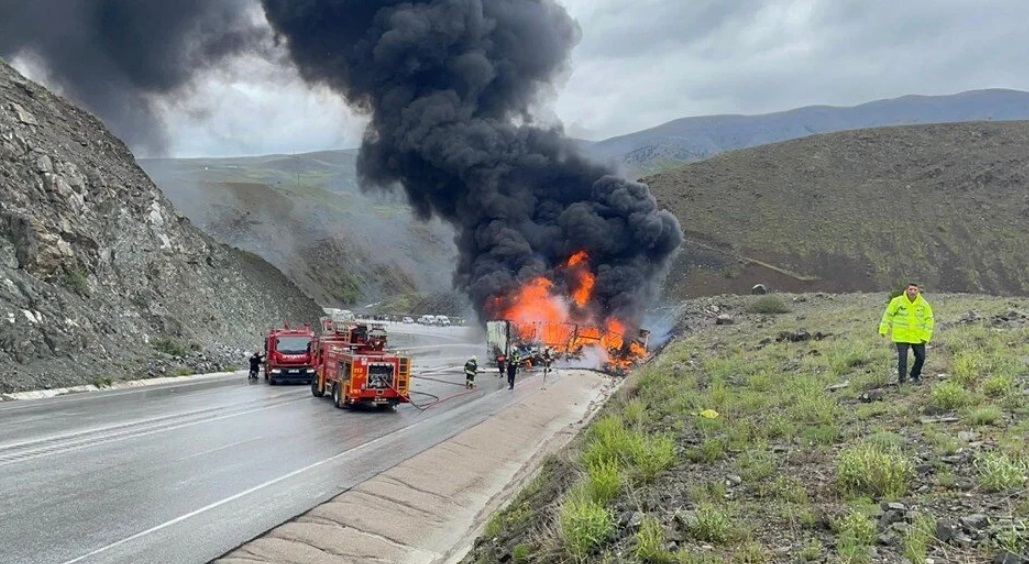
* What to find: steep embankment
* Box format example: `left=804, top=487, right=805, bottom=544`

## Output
left=465, top=293, right=1029, bottom=563
left=646, top=121, right=1029, bottom=300
left=0, top=61, right=323, bottom=393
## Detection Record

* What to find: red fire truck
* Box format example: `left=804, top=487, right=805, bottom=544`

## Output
left=310, top=319, right=411, bottom=410
left=264, top=324, right=316, bottom=385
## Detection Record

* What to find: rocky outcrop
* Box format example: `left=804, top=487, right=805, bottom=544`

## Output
left=0, top=61, right=322, bottom=393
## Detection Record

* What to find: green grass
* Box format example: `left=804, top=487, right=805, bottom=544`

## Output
left=687, top=503, right=733, bottom=544
left=585, top=459, right=621, bottom=504
left=745, top=296, right=791, bottom=314
left=559, top=492, right=615, bottom=559
left=61, top=269, right=91, bottom=297
left=964, top=404, right=1003, bottom=426
left=836, top=442, right=914, bottom=499
left=635, top=516, right=674, bottom=563
left=976, top=451, right=1028, bottom=492
left=834, top=507, right=877, bottom=563
left=903, top=511, right=937, bottom=564
left=929, top=381, right=975, bottom=411
left=151, top=337, right=190, bottom=358
left=465, top=293, right=1029, bottom=564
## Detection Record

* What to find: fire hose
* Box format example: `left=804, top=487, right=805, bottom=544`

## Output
left=388, top=370, right=482, bottom=411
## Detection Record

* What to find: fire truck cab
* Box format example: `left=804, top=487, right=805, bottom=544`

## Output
left=310, top=319, right=411, bottom=410
left=264, top=324, right=316, bottom=385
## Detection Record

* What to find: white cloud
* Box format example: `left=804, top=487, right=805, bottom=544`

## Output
left=155, top=55, right=368, bottom=158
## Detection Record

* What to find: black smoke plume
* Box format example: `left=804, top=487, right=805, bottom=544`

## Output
left=0, top=0, right=267, bottom=155
left=261, top=0, right=683, bottom=327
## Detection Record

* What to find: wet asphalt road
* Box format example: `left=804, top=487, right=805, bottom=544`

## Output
left=0, top=323, right=535, bottom=564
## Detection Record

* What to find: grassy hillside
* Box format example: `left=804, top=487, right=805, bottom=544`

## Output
left=464, top=292, right=1029, bottom=563
left=586, top=89, right=1029, bottom=179
left=645, top=121, right=1029, bottom=301
left=139, top=151, right=458, bottom=307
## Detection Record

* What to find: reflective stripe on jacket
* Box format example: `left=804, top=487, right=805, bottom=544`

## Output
left=464, top=361, right=477, bottom=376
left=879, top=294, right=934, bottom=343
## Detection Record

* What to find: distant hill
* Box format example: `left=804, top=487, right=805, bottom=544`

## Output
left=646, top=120, right=1029, bottom=300
left=139, top=152, right=459, bottom=307
left=586, top=89, right=1029, bottom=178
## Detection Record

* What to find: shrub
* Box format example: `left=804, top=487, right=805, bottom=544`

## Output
left=976, top=451, right=1028, bottom=492
left=559, top=494, right=615, bottom=559
left=581, top=416, right=632, bottom=468
left=687, top=503, right=733, bottom=544
left=983, top=373, right=1016, bottom=397
left=930, top=381, right=972, bottom=411
left=630, top=434, right=676, bottom=482
left=903, top=511, right=937, bottom=564
left=635, top=516, right=674, bottom=563
left=61, top=269, right=91, bottom=297
left=512, top=544, right=530, bottom=563
left=964, top=404, right=1003, bottom=426
left=834, top=509, right=876, bottom=563
left=837, top=443, right=914, bottom=499
left=152, top=337, right=189, bottom=358
left=624, top=398, right=647, bottom=428
left=746, top=296, right=791, bottom=314
left=687, top=438, right=727, bottom=463
left=585, top=459, right=621, bottom=504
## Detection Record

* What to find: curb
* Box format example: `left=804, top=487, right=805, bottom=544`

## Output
left=0, top=370, right=241, bottom=402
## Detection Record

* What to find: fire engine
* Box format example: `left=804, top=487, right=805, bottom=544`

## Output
left=310, top=318, right=412, bottom=410
left=264, top=324, right=316, bottom=385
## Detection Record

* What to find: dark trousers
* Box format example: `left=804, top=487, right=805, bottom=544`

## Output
left=507, top=367, right=516, bottom=389
left=896, top=342, right=926, bottom=382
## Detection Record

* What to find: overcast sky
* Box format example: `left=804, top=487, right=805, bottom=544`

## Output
left=113, top=0, right=1029, bottom=157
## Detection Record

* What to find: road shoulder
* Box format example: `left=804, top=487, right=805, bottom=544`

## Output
left=215, top=369, right=616, bottom=564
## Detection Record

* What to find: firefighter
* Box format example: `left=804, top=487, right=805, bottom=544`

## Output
left=541, top=348, right=553, bottom=374
left=506, top=352, right=518, bottom=390
left=464, top=356, right=478, bottom=389
left=247, top=352, right=263, bottom=380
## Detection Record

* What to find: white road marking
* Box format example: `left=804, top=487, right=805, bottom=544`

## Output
left=59, top=414, right=435, bottom=564
left=174, top=437, right=264, bottom=462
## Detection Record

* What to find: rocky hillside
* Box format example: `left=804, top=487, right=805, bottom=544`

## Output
left=587, top=89, right=1029, bottom=178
left=139, top=152, right=459, bottom=307
left=646, top=121, right=1029, bottom=301
left=0, top=61, right=323, bottom=393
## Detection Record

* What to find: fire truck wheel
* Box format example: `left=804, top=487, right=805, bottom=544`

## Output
left=311, top=378, right=324, bottom=398
left=331, top=383, right=343, bottom=409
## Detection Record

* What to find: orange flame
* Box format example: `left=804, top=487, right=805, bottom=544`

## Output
left=567, top=250, right=595, bottom=309
left=487, top=251, right=648, bottom=373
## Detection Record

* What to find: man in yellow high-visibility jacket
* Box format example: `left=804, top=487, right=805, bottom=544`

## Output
left=879, top=283, right=934, bottom=385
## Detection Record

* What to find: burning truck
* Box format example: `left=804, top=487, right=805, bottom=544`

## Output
left=485, top=251, right=651, bottom=375
left=486, top=319, right=649, bottom=375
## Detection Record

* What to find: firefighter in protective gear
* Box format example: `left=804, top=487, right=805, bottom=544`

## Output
left=464, top=356, right=478, bottom=389
left=879, top=283, right=934, bottom=384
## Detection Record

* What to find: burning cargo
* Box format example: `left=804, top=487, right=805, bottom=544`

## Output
left=486, top=318, right=649, bottom=375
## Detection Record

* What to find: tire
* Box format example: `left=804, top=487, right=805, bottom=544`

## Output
left=311, top=378, right=324, bottom=398
left=332, top=383, right=343, bottom=409
left=269, top=377, right=277, bottom=386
